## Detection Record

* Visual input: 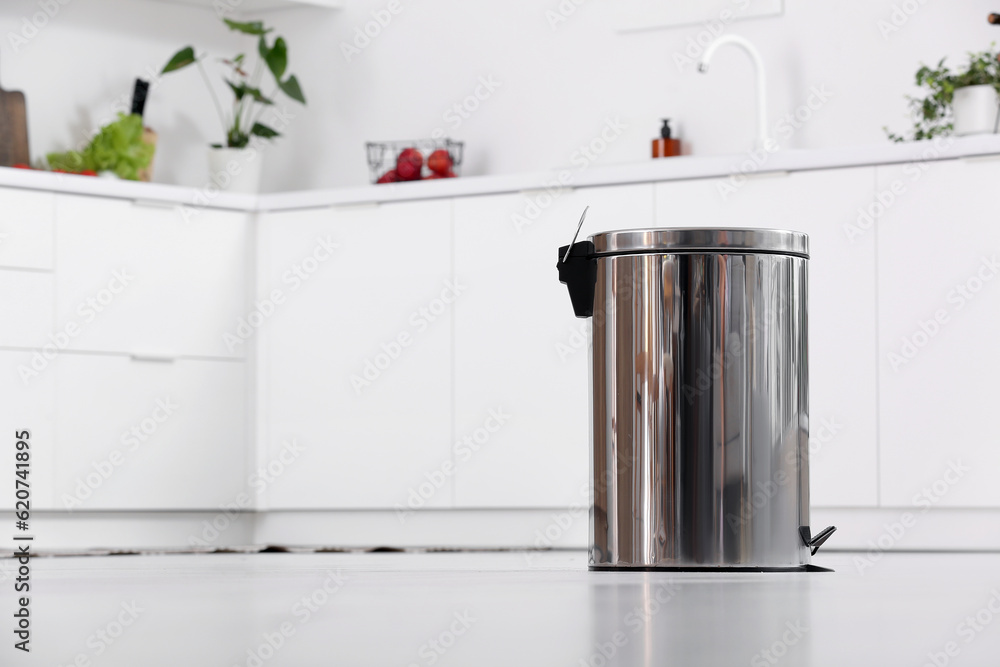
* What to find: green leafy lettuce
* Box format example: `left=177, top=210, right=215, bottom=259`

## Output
left=47, top=113, right=154, bottom=180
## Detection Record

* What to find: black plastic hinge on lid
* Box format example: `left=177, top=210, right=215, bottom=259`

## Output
left=557, top=206, right=597, bottom=318
left=557, top=240, right=597, bottom=318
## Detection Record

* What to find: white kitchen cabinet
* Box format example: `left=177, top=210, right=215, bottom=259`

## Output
left=877, top=158, right=1000, bottom=507
left=654, top=167, right=879, bottom=507
left=52, top=353, right=246, bottom=510
left=0, top=186, right=54, bottom=270
left=452, top=184, right=655, bottom=508
left=0, top=350, right=56, bottom=510
left=258, top=200, right=454, bottom=509
left=54, top=194, right=249, bottom=360
left=0, top=270, right=53, bottom=348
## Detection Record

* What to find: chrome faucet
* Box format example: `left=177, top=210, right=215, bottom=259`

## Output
left=698, top=35, right=770, bottom=150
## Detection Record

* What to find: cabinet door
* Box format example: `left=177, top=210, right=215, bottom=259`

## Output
left=0, top=187, right=54, bottom=270
left=877, top=158, right=1000, bottom=507
left=654, top=167, right=879, bottom=507
left=54, top=195, right=249, bottom=359
left=0, top=351, right=56, bottom=510
left=453, top=184, right=655, bottom=507
left=259, top=200, right=453, bottom=509
left=52, top=354, right=246, bottom=510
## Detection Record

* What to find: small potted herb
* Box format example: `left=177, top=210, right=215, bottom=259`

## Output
left=161, top=18, right=306, bottom=192
left=887, top=47, right=1000, bottom=141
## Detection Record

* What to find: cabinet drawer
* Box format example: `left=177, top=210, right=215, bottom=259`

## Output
left=0, top=271, right=53, bottom=348
left=55, top=195, right=249, bottom=359
left=0, top=350, right=56, bottom=510
left=53, top=354, right=246, bottom=510
left=0, top=187, right=54, bottom=270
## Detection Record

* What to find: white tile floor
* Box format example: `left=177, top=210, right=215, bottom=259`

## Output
left=7, top=550, right=1000, bottom=666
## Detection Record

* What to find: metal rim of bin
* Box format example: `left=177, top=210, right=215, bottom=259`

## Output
left=589, top=228, right=809, bottom=259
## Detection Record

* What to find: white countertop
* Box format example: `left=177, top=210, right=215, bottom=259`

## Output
left=0, top=166, right=259, bottom=211
left=6, top=135, right=1000, bottom=212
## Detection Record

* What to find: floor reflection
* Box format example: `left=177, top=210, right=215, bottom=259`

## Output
left=586, top=571, right=812, bottom=665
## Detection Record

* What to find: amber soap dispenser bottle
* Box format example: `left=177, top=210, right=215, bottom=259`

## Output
left=652, top=119, right=681, bottom=158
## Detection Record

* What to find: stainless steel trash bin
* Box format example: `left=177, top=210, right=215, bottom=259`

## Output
left=557, top=227, right=834, bottom=571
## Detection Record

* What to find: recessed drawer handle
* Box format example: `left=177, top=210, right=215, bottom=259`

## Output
left=129, top=353, right=177, bottom=363
left=131, top=198, right=179, bottom=210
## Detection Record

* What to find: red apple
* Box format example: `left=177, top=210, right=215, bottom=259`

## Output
left=427, top=149, right=453, bottom=175
left=395, top=148, right=424, bottom=181
left=376, top=169, right=399, bottom=184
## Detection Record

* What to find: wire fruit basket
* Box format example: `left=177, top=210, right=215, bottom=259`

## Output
left=366, top=139, right=464, bottom=184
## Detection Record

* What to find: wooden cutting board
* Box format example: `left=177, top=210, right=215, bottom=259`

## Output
left=0, top=60, right=28, bottom=167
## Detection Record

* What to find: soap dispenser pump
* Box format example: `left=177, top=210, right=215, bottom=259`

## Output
left=653, top=119, right=681, bottom=158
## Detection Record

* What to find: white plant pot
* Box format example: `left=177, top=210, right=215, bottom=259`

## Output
left=953, top=84, right=1000, bottom=136
left=207, top=146, right=263, bottom=194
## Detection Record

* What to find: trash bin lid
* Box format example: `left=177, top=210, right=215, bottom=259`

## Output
left=589, top=228, right=808, bottom=259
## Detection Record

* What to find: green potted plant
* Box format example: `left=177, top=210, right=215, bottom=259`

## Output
left=887, top=47, right=1000, bottom=141
left=161, top=18, right=306, bottom=192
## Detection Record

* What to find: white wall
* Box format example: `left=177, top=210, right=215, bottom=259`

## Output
left=1, top=0, right=998, bottom=191
left=267, top=0, right=1000, bottom=190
